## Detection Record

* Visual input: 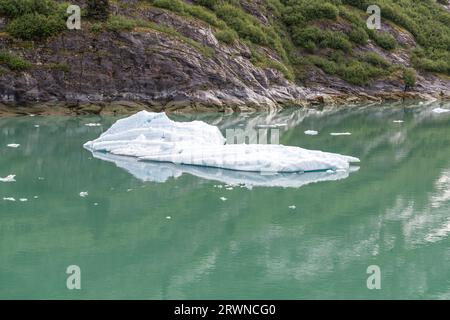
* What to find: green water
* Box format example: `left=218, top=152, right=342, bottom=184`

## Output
left=1, top=103, right=450, bottom=299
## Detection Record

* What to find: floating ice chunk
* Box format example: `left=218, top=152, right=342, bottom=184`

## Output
left=220, top=197, right=227, bottom=201
left=304, top=130, right=318, bottom=135
left=3, top=197, right=16, bottom=202
left=0, top=174, right=16, bottom=182
left=289, top=205, right=296, bottom=209
left=393, top=120, right=404, bottom=123
left=79, top=191, right=88, bottom=197
left=166, top=216, right=172, bottom=220
left=225, top=187, right=233, bottom=190
left=433, top=108, right=450, bottom=114
left=33, top=196, right=39, bottom=199
left=85, top=123, right=102, bottom=127
left=330, top=132, right=351, bottom=136
left=34, top=125, right=40, bottom=128
left=19, top=198, right=28, bottom=202
left=84, top=111, right=360, bottom=173
left=256, top=123, right=287, bottom=128
left=7, top=144, right=20, bottom=148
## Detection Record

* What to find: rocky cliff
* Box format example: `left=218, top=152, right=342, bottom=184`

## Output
left=0, top=0, right=450, bottom=115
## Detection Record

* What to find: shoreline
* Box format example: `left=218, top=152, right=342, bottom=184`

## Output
left=1, top=90, right=448, bottom=117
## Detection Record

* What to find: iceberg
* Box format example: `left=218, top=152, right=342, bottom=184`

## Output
left=433, top=108, right=450, bottom=114
left=0, top=174, right=16, bottom=182
left=84, top=111, right=359, bottom=173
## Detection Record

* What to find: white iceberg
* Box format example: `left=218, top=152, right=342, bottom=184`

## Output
left=433, top=108, right=450, bottom=114
left=304, top=130, right=319, bottom=135
left=0, top=174, right=16, bottom=182
left=84, top=111, right=359, bottom=173
left=330, top=132, right=352, bottom=136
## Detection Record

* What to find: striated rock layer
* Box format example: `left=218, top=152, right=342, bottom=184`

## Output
left=0, top=3, right=449, bottom=116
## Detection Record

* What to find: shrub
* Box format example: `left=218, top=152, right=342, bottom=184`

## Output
left=0, top=51, right=32, bottom=71
left=341, top=61, right=372, bottom=85
left=291, top=26, right=324, bottom=47
left=302, top=2, right=339, bottom=21
left=214, top=3, right=269, bottom=46
left=86, top=0, right=110, bottom=21
left=0, top=0, right=56, bottom=18
left=320, top=32, right=352, bottom=52
left=153, top=0, right=185, bottom=13
left=7, top=12, right=65, bottom=40
left=403, top=68, right=416, bottom=89
left=361, top=52, right=391, bottom=68
left=347, top=27, right=369, bottom=45
left=215, top=29, right=237, bottom=44
left=371, top=31, right=397, bottom=50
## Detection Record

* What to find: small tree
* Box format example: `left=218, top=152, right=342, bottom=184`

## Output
left=86, top=0, right=110, bottom=21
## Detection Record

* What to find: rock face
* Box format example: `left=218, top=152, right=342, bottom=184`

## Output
left=0, top=3, right=449, bottom=115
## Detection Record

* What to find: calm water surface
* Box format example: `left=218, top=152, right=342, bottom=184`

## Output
left=1, top=102, right=450, bottom=299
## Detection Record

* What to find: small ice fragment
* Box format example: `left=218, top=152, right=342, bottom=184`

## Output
left=289, top=205, right=296, bottom=209
left=38, top=177, right=45, bottom=180
left=304, top=130, right=318, bottom=135
left=33, top=196, right=39, bottom=199
left=226, top=187, right=233, bottom=190
left=127, top=188, right=133, bottom=192
left=94, top=203, right=98, bottom=206
left=330, top=132, right=351, bottom=136
left=79, top=191, right=88, bottom=197
left=85, top=123, right=102, bottom=127
left=29, top=114, right=36, bottom=117
left=166, top=216, right=172, bottom=220
left=19, top=198, right=28, bottom=202
left=7, top=144, right=20, bottom=148
left=3, top=197, right=16, bottom=202
left=34, top=125, right=40, bottom=128
left=220, top=197, right=227, bottom=201
left=256, top=124, right=277, bottom=128
left=0, top=174, right=16, bottom=182
left=393, top=120, right=404, bottom=123
left=326, top=170, right=335, bottom=174
left=433, top=108, right=450, bottom=114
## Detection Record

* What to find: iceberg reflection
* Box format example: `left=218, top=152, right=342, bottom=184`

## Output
left=91, top=151, right=359, bottom=188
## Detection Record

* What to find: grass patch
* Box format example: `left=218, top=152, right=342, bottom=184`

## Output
left=0, top=51, right=32, bottom=71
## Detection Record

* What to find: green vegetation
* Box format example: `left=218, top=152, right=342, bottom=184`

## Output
left=402, top=67, right=416, bottom=89
left=0, top=51, right=32, bottom=71
left=86, top=0, right=110, bottom=21
left=7, top=12, right=65, bottom=40
left=102, top=15, right=214, bottom=57
left=1, top=0, right=66, bottom=40
left=0, top=0, right=57, bottom=18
